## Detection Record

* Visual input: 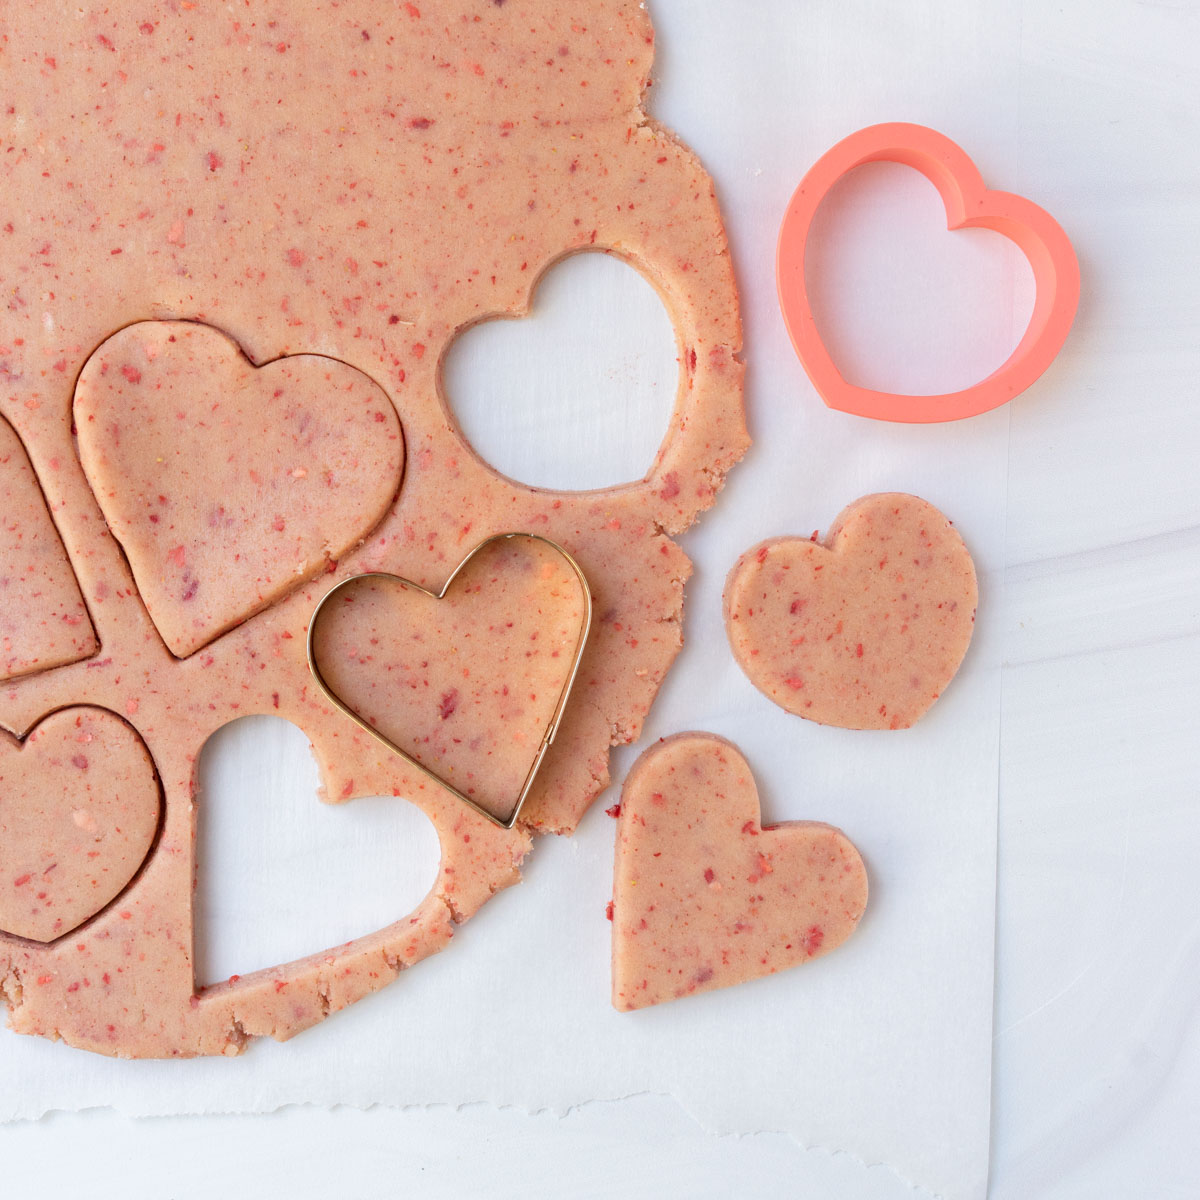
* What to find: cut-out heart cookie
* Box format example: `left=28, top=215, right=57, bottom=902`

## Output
left=0, top=415, right=97, bottom=681
left=75, top=321, right=405, bottom=658
left=612, top=733, right=867, bottom=1011
left=309, top=534, right=590, bottom=827
left=0, top=707, right=159, bottom=943
left=724, top=493, right=977, bottom=730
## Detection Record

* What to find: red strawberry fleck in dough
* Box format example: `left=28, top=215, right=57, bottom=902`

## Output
left=723, top=494, right=978, bottom=730
left=611, top=733, right=867, bottom=1011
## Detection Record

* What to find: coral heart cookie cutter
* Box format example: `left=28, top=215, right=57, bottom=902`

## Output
left=306, top=532, right=592, bottom=829
left=777, top=122, right=1080, bottom=423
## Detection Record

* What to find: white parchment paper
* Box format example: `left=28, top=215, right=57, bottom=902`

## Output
left=0, top=4, right=1041, bottom=1196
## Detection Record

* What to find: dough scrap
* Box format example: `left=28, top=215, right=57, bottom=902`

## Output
left=612, top=733, right=867, bottom=1011
left=0, top=417, right=97, bottom=682
left=723, top=494, right=977, bottom=730
left=0, top=0, right=745, bottom=1056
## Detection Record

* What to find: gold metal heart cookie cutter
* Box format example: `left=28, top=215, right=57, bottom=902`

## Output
left=306, top=532, right=592, bottom=830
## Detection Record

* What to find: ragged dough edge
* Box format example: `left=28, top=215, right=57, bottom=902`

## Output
left=214, top=828, right=532, bottom=1053
left=0, top=828, right=530, bottom=1057
left=518, top=531, right=692, bottom=836
left=435, top=829, right=531, bottom=929
left=0, top=960, right=22, bottom=1013
left=629, top=14, right=748, bottom=536
left=633, top=113, right=748, bottom=540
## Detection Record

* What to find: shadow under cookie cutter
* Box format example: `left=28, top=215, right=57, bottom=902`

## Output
left=777, top=121, right=1080, bottom=423
left=306, top=532, right=593, bottom=830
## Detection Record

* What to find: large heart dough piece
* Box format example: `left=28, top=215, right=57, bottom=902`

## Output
left=75, top=322, right=405, bottom=658
left=724, top=493, right=978, bottom=730
left=0, top=707, right=159, bottom=943
left=612, top=733, right=867, bottom=1011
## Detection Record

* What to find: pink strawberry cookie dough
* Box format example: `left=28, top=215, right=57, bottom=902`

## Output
left=723, top=494, right=978, bottom=730
left=310, top=535, right=588, bottom=825
left=612, top=733, right=867, bottom=1011
left=0, top=416, right=97, bottom=681
left=0, top=707, right=159, bottom=943
left=0, top=0, right=745, bottom=1056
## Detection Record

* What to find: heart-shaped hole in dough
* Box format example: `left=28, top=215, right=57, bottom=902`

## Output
left=441, top=250, right=679, bottom=490
left=193, top=715, right=441, bottom=987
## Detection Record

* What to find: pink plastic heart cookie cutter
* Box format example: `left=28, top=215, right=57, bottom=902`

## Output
left=777, top=122, right=1080, bottom=423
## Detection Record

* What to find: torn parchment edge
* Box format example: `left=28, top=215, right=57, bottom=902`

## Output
left=3, top=1091, right=962, bottom=1200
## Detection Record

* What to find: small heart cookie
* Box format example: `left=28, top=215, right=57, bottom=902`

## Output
left=0, top=707, right=160, bottom=943
left=723, top=493, right=977, bottom=730
left=612, top=733, right=867, bottom=1011
left=75, top=321, right=405, bottom=658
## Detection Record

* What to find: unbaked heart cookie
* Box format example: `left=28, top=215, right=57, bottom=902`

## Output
left=0, top=707, right=159, bottom=943
left=75, top=321, right=405, bottom=658
left=612, top=733, right=867, bottom=1010
left=723, top=494, right=977, bottom=730
left=308, top=534, right=589, bottom=826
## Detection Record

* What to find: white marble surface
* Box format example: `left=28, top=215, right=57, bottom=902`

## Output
left=3, top=0, right=1198, bottom=1195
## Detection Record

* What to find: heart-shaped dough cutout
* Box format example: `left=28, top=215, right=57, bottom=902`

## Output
left=724, top=493, right=977, bottom=730
left=0, top=415, right=98, bottom=681
left=75, top=321, right=405, bottom=658
left=612, top=732, right=867, bottom=1011
left=0, top=707, right=160, bottom=943
left=308, top=533, right=590, bottom=827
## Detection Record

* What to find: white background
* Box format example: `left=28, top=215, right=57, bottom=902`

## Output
left=4, top=0, right=1199, bottom=1196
